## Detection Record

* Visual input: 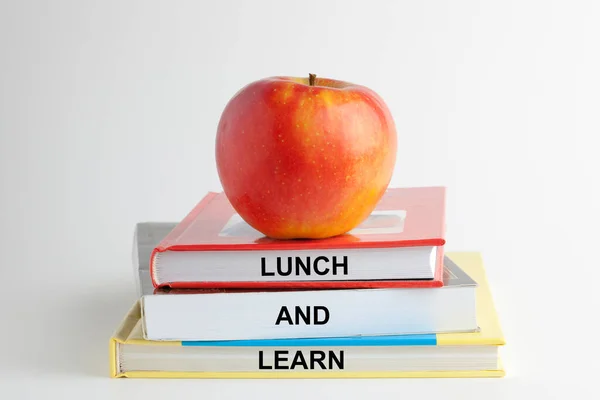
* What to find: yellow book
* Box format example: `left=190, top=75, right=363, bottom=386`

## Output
left=109, top=252, right=505, bottom=378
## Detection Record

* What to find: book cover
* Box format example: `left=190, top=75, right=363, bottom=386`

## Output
left=149, top=186, right=446, bottom=289
left=110, top=252, right=505, bottom=378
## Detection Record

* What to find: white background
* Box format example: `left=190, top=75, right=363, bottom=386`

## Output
left=1, top=0, right=599, bottom=398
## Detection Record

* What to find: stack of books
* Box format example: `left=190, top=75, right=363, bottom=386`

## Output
left=109, top=186, right=505, bottom=378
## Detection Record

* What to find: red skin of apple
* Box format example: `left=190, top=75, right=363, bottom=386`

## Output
left=215, top=76, right=397, bottom=239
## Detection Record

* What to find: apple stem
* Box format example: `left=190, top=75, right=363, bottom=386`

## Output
left=309, top=73, right=316, bottom=86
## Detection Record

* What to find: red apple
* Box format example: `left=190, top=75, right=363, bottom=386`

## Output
left=215, top=74, right=397, bottom=239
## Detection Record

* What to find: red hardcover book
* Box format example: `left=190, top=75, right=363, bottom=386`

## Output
left=150, top=186, right=446, bottom=289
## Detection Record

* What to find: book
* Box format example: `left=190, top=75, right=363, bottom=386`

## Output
left=110, top=252, right=505, bottom=378
left=141, top=256, right=477, bottom=341
left=149, top=186, right=447, bottom=289
left=132, top=223, right=445, bottom=297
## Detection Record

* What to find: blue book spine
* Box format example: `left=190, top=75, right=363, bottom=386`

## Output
left=182, top=334, right=437, bottom=347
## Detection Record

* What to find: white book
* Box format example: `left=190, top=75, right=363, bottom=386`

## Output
left=140, top=257, right=477, bottom=341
